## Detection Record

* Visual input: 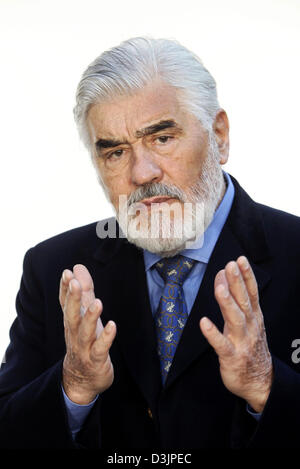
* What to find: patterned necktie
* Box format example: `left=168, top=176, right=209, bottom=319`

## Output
left=154, top=255, right=195, bottom=384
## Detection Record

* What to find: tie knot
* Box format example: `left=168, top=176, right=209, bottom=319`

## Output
left=155, top=255, right=195, bottom=286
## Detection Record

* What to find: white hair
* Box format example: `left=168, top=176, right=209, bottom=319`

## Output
left=73, top=37, right=221, bottom=150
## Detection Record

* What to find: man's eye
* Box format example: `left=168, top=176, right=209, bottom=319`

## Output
left=156, top=135, right=172, bottom=144
left=107, top=149, right=123, bottom=159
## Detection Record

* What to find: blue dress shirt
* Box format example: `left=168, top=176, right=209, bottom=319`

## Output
left=63, top=172, right=260, bottom=438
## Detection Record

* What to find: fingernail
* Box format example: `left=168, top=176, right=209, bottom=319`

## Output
left=219, top=284, right=229, bottom=298
left=241, top=257, right=249, bottom=269
left=202, top=317, right=212, bottom=331
left=106, top=321, right=114, bottom=333
left=233, top=262, right=239, bottom=276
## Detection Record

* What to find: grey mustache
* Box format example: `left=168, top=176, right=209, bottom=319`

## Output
left=127, top=183, right=185, bottom=207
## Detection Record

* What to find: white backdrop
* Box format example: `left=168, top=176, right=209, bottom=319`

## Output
left=1, top=0, right=299, bottom=359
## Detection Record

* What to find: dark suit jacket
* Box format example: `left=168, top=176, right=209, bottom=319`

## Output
left=1, top=176, right=300, bottom=449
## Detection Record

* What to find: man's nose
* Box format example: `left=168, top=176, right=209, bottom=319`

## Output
left=130, top=147, right=163, bottom=186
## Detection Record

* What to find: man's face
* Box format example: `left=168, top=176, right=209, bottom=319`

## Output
left=87, top=81, right=229, bottom=254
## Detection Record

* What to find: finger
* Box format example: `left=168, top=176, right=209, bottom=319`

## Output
left=78, top=299, right=103, bottom=347
left=214, top=281, right=246, bottom=340
left=90, top=320, right=117, bottom=363
left=224, top=261, right=253, bottom=321
left=237, top=256, right=264, bottom=327
left=236, top=256, right=259, bottom=311
left=200, top=317, right=234, bottom=358
left=73, top=264, right=95, bottom=310
left=214, top=269, right=226, bottom=289
left=64, top=277, right=82, bottom=332
left=59, top=269, right=74, bottom=309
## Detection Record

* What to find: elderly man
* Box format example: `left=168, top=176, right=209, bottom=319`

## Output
left=0, top=37, right=299, bottom=449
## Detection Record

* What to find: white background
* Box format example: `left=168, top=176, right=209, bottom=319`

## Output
left=0, top=0, right=299, bottom=359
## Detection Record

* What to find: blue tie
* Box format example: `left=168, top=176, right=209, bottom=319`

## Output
left=154, top=255, right=195, bottom=384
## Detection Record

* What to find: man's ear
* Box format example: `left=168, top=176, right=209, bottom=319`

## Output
left=213, top=109, right=230, bottom=165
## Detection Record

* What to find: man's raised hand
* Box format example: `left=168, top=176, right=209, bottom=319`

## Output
left=200, top=256, right=273, bottom=413
left=60, top=264, right=116, bottom=405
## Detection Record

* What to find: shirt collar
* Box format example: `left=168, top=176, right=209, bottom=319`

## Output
left=143, top=171, right=235, bottom=271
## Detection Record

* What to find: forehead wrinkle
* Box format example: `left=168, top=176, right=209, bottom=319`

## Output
left=88, top=80, right=187, bottom=141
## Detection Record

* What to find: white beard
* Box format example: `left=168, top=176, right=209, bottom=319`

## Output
left=116, top=133, right=224, bottom=257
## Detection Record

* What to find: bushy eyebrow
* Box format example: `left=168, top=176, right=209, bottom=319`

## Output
left=95, top=138, right=124, bottom=150
left=95, top=119, right=182, bottom=151
left=135, top=119, right=181, bottom=137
